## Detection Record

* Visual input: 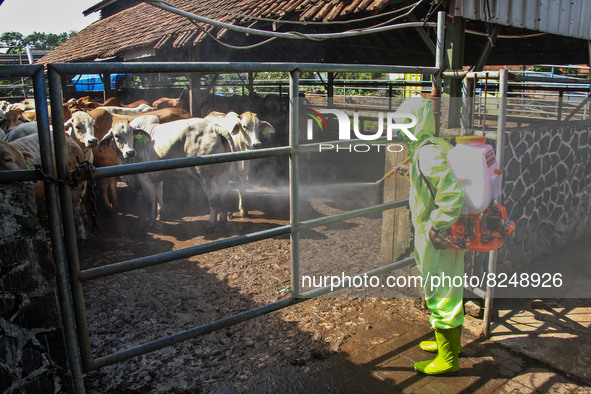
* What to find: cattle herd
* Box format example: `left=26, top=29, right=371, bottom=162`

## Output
left=0, top=95, right=278, bottom=239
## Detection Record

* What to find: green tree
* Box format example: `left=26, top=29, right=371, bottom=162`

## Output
left=23, top=31, right=76, bottom=49
left=0, top=32, right=24, bottom=51
left=1, top=30, right=76, bottom=52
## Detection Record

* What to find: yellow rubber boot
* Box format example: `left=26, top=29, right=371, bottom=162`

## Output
left=414, top=326, right=461, bottom=375
left=419, top=325, right=463, bottom=354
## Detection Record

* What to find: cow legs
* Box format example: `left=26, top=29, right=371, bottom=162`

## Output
left=108, top=178, right=118, bottom=211
left=154, top=181, right=164, bottom=220
left=196, top=164, right=232, bottom=225
left=202, top=180, right=225, bottom=225
left=137, top=176, right=158, bottom=222
left=237, top=179, right=248, bottom=218
left=100, top=177, right=118, bottom=212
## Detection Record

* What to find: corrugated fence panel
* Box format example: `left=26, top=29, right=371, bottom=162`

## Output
left=452, top=0, right=591, bottom=40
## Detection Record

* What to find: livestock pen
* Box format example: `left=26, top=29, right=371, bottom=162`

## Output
left=1, top=61, right=521, bottom=392
left=0, top=57, right=584, bottom=388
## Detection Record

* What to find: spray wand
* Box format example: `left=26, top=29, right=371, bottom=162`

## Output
left=376, top=157, right=411, bottom=184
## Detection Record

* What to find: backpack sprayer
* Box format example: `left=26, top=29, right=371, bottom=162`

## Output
left=447, top=136, right=514, bottom=251
left=378, top=136, right=514, bottom=251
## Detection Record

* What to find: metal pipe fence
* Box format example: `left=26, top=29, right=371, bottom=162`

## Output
left=1, top=62, right=442, bottom=392
left=459, top=71, right=590, bottom=131
left=0, top=64, right=86, bottom=393
left=4, top=60, right=575, bottom=390
left=57, top=62, right=430, bottom=372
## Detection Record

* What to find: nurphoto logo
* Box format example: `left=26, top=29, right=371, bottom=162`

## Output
left=305, top=108, right=417, bottom=152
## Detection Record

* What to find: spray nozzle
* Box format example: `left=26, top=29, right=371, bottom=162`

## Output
left=376, top=157, right=410, bottom=184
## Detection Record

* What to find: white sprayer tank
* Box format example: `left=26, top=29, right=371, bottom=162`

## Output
left=447, top=136, right=503, bottom=215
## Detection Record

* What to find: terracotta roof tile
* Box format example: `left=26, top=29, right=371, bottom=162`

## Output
left=38, top=0, right=410, bottom=64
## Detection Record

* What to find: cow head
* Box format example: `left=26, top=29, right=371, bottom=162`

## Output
left=3, top=109, right=29, bottom=132
left=0, top=141, right=35, bottom=171
left=76, top=96, right=101, bottom=110
left=225, top=111, right=275, bottom=150
left=99, top=120, right=151, bottom=160
left=65, top=111, right=98, bottom=148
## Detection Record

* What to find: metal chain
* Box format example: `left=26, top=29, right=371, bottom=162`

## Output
left=34, top=158, right=100, bottom=234
left=34, top=164, right=67, bottom=186
left=75, top=160, right=99, bottom=235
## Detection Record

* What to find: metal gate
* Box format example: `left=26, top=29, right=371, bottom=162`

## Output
left=1, top=61, right=509, bottom=392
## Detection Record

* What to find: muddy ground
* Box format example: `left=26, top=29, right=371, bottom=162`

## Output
left=78, top=170, right=432, bottom=393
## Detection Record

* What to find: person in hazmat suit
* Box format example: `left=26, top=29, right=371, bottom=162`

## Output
left=392, top=97, right=465, bottom=375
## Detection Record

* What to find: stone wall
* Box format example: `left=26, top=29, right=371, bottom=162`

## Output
left=0, top=183, right=73, bottom=393
left=498, top=120, right=591, bottom=270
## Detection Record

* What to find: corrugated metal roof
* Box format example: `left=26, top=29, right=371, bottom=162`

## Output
left=451, top=0, right=591, bottom=40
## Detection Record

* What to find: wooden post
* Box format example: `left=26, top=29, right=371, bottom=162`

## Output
left=187, top=48, right=202, bottom=117
left=101, top=73, right=112, bottom=102
left=380, top=147, right=411, bottom=264
left=327, top=72, right=334, bottom=108
left=188, top=73, right=202, bottom=117
left=247, top=72, right=254, bottom=97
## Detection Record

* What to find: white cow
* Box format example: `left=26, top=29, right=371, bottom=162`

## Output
left=205, top=111, right=275, bottom=217
left=3, top=122, right=41, bottom=141
left=99, top=104, right=154, bottom=116
left=7, top=133, right=88, bottom=241
left=99, top=116, right=236, bottom=224
left=64, top=111, right=99, bottom=162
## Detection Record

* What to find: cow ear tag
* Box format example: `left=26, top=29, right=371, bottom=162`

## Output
left=136, top=133, right=147, bottom=145
left=26, top=158, right=35, bottom=169
left=262, top=126, right=271, bottom=139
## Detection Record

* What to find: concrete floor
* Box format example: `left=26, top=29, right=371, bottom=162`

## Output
left=299, top=240, right=591, bottom=393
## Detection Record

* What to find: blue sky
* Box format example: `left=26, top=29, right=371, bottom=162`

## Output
left=0, top=0, right=100, bottom=36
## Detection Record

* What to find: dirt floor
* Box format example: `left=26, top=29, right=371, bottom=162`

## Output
left=78, top=175, right=430, bottom=393
left=76, top=172, right=591, bottom=393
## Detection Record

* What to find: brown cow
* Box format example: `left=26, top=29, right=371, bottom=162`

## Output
left=22, top=110, right=36, bottom=122
left=77, top=96, right=151, bottom=110
left=100, top=97, right=121, bottom=107
left=1, top=109, right=29, bottom=133
left=89, top=108, right=119, bottom=212
left=0, top=140, right=32, bottom=170
left=152, top=97, right=182, bottom=109
left=102, top=97, right=150, bottom=108
left=112, top=107, right=191, bottom=124
left=76, top=96, right=102, bottom=110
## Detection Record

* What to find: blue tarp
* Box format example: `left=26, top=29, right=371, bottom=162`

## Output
left=71, top=74, right=128, bottom=92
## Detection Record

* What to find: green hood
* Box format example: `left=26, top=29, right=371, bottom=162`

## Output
left=394, top=97, right=437, bottom=157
